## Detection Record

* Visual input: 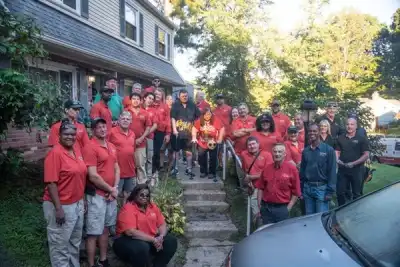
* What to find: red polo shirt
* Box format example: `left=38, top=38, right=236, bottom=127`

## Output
left=108, top=127, right=136, bottom=178
left=240, top=150, right=273, bottom=175
left=298, top=129, right=305, bottom=144
left=143, top=105, right=159, bottom=140
left=250, top=131, right=283, bottom=154
left=48, top=121, right=90, bottom=151
left=213, top=104, right=232, bottom=129
left=125, top=107, right=152, bottom=148
left=43, top=144, right=87, bottom=205
left=197, top=100, right=211, bottom=113
left=256, top=161, right=301, bottom=204
left=90, top=101, right=113, bottom=132
left=193, top=117, right=223, bottom=149
left=123, top=96, right=131, bottom=109
left=272, top=112, right=291, bottom=138
left=285, top=141, right=304, bottom=164
left=153, top=102, right=171, bottom=134
left=231, top=116, right=256, bottom=154
left=116, top=202, right=165, bottom=237
left=83, top=138, right=118, bottom=197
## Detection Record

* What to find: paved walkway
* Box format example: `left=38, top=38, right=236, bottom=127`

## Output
left=178, top=163, right=237, bottom=267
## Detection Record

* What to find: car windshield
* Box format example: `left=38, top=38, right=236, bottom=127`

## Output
left=335, top=183, right=400, bottom=267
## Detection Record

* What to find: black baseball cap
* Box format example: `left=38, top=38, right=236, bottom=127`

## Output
left=259, top=114, right=271, bottom=122
left=271, top=99, right=280, bottom=106
left=64, top=100, right=83, bottom=109
left=287, top=126, right=298, bottom=133
left=91, top=117, right=107, bottom=128
left=348, top=112, right=358, bottom=119
left=326, top=101, right=338, bottom=108
left=216, top=93, right=224, bottom=99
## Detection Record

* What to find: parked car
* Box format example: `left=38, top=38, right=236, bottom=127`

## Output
left=371, top=136, right=400, bottom=165
left=223, top=182, right=400, bottom=267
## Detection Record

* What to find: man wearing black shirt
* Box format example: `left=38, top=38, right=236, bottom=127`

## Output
left=335, top=118, right=369, bottom=206
left=170, top=89, right=200, bottom=176
left=316, top=102, right=345, bottom=139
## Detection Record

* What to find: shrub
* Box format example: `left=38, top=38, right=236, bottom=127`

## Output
left=153, top=179, right=186, bottom=236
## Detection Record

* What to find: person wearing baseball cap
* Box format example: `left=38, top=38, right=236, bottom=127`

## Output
left=90, top=86, right=114, bottom=133
left=315, top=101, right=345, bottom=139
left=284, top=126, right=304, bottom=166
left=83, top=117, right=120, bottom=267
left=48, top=100, right=90, bottom=152
left=270, top=99, right=291, bottom=138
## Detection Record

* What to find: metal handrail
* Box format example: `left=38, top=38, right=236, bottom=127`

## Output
left=223, top=138, right=251, bottom=237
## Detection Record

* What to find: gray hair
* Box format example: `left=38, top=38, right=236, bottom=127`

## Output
left=196, top=91, right=206, bottom=99
left=120, top=111, right=132, bottom=119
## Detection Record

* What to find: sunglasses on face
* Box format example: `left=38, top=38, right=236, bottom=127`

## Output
left=139, top=193, right=150, bottom=198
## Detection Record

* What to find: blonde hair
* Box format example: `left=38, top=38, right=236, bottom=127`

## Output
left=319, top=120, right=331, bottom=135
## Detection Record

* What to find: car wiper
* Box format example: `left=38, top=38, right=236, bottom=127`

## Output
left=328, top=212, right=375, bottom=267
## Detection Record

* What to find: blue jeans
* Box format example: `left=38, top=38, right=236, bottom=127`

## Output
left=303, top=183, right=329, bottom=215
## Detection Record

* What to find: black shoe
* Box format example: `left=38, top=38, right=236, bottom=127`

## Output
left=95, top=258, right=109, bottom=267
left=208, top=174, right=214, bottom=179
left=213, top=175, right=218, bottom=182
left=200, top=173, right=208, bottom=178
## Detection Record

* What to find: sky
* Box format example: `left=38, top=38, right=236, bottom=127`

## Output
left=174, top=0, right=400, bottom=82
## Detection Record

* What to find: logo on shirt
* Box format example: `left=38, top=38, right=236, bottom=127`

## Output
left=352, top=140, right=359, bottom=144
left=282, top=173, right=290, bottom=179
left=150, top=212, right=156, bottom=217
left=78, top=156, right=83, bottom=161
left=280, top=119, right=285, bottom=123
left=140, top=115, right=145, bottom=120
left=319, top=152, right=327, bottom=157
left=77, top=129, right=83, bottom=133
left=258, top=156, right=264, bottom=161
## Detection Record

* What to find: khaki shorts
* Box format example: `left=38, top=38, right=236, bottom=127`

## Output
left=86, top=194, right=117, bottom=236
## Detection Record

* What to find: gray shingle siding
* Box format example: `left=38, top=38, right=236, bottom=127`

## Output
left=5, top=0, right=185, bottom=86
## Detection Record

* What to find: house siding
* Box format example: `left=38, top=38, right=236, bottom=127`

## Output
left=88, top=0, right=174, bottom=59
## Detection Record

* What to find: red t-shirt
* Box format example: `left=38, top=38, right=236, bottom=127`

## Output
left=256, top=161, right=301, bottom=203
left=241, top=150, right=273, bottom=175
left=153, top=102, right=171, bottom=134
left=90, top=101, right=113, bottom=132
left=123, top=96, right=131, bottom=109
left=285, top=141, right=304, bottom=164
left=213, top=104, right=232, bottom=129
left=125, top=107, right=152, bottom=148
left=231, top=116, right=256, bottom=154
left=272, top=112, right=291, bottom=138
left=48, top=121, right=90, bottom=151
left=108, top=127, right=136, bottom=178
left=43, top=144, right=87, bottom=205
left=250, top=131, right=283, bottom=154
left=144, top=105, right=159, bottom=140
left=116, top=202, right=165, bottom=237
left=298, top=129, right=305, bottom=144
left=193, top=118, right=223, bottom=149
left=197, top=100, right=211, bottom=113
left=83, top=138, right=118, bottom=197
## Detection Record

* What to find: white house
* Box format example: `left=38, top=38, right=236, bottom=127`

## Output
left=360, top=92, right=400, bottom=129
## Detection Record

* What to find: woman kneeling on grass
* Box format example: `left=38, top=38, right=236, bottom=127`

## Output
left=113, top=184, right=177, bottom=267
left=43, top=119, right=87, bottom=267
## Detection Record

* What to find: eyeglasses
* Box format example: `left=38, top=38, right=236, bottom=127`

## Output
left=139, top=193, right=150, bottom=198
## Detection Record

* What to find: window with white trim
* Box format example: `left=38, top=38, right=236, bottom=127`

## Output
left=54, top=0, right=81, bottom=13
left=158, top=28, right=167, bottom=57
left=125, top=5, right=139, bottom=42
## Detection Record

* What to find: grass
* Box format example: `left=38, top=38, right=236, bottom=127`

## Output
left=223, top=160, right=400, bottom=240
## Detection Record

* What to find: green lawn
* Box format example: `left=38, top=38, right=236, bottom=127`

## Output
left=363, top=163, right=400, bottom=193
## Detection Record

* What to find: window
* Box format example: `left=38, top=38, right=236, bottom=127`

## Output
left=55, top=0, right=81, bottom=13
left=125, top=5, right=139, bottom=42
left=395, top=142, right=400, bottom=151
left=158, top=28, right=167, bottom=57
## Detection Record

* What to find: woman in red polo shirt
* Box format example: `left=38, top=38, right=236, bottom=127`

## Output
left=43, top=120, right=87, bottom=267
left=192, top=108, right=225, bottom=181
left=284, top=126, right=304, bottom=167
left=250, top=113, right=283, bottom=153
left=113, top=184, right=177, bottom=267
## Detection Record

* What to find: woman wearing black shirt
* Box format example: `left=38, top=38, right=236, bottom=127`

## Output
left=319, top=120, right=335, bottom=148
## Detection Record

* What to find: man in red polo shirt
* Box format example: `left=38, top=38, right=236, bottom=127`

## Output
left=83, top=118, right=120, bottom=267
left=294, top=113, right=305, bottom=144
left=195, top=91, right=211, bottom=113
left=271, top=99, right=291, bottom=138
left=143, top=77, right=161, bottom=95
left=284, top=126, right=304, bottom=167
left=152, top=88, right=171, bottom=180
left=231, top=103, right=256, bottom=154
left=48, top=100, right=90, bottom=152
left=256, top=143, right=301, bottom=225
left=125, top=92, right=151, bottom=184
left=142, top=92, right=159, bottom=186
left=90, top=86, right=115, bottom=132
left=108, top=111, right=136, bottom=204
left=240, top=136, right=273, bottom=226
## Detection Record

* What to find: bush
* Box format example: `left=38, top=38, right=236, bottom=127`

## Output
left=153, top=179, right=186, bottom=236
left=0, top=148, right=25, bottom=180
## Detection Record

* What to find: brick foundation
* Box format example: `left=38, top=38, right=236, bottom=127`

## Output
left=1, top=127, right=49, bottom=161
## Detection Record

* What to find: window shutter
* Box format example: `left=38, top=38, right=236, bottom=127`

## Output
left=155, top=25, right=159, bottom=55
left=81, top=0, right=89, bottom=18
left=119, top=0, right=126, bottom=37
left=139, top=13, right=144, bottom=47
left=167, top=33, right=171, bottom=60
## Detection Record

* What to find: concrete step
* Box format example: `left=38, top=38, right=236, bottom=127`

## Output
left=184, top=201, right=229, bottom=214
left=184, top=239, right=234, bottom=267
left=185, top=220, right=237, bottom=239
left=181, top=179, right=224, bottom=191
left=187, top=212, right=230, bottom=222
left=184, top=189, right=226, bottom=202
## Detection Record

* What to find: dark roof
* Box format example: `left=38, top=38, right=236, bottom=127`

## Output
left=7, top=0, right=185, bottom=86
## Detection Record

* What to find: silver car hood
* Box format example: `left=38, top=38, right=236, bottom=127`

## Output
left=231, top=213, right=362, bottom=267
